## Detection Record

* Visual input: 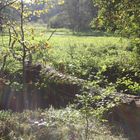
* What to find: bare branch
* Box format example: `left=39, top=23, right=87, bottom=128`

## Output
left=47, top=29, right=57, bottom=41
left=0, top=55, right=7, bottom=71
left=0, top=0, right=17, bottom=11
left=10, top=39, right=22, bottom=61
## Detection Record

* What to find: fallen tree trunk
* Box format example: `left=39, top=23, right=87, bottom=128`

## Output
left=0, top=64, right=85, bottom=111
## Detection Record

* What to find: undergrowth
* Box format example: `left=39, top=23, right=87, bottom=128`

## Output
left=0, top=108, right=127, bottom=140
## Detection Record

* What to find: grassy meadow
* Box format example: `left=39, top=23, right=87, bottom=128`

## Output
left=1, top=24, right=139, bottom=93
left=1, top=24, right=140, bottom=91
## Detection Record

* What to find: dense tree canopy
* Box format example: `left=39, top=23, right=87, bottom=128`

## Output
left=64, top=0, right=97, bottom=31
left=48, top=0, right=97, bottom=30
left=92, top=0, right=140, bottom=37
left=92, top=0, right=140, bottom=54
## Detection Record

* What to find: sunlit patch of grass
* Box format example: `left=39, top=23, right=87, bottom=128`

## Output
left=0, top=25, right=130, bottom=78
left=0, top=23, right=129, bottom=52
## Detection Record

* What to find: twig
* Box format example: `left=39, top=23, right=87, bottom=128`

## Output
left=47, top=29, right=57, bottom=41
left=0, top=0, right=17, bottom=11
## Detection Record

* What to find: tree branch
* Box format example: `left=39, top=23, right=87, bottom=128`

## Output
left=0, top=0, right=17, bottom=11
left=47, top=29, right=57, bottom=41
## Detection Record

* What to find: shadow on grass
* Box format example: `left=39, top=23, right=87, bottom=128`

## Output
left=73, top=30, right=112, bottom=37
left=47, top=28, right=113, bottom=37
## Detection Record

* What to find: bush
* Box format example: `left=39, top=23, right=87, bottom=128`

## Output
left=48, top=36, right=140, bottom=95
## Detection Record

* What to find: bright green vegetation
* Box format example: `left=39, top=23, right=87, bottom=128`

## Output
left=48, top=33, right=139, bottom=96
left=1, top=26, right=140, bottom=95
left=47, top=30, right=139, bottom=95
left=0, top=108, right=127, bottom=140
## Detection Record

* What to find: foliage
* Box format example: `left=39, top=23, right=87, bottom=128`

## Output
left=92, top=0, right=140, bottom=36
left=62, top=0, right=97, bottom=31
left=116, top=77, right=140, bottom=95
left=76, top=85, right=120, bottom=120
left=0, top=0, right=59, bottom=109
left=1, top=25, right=139, bottom=97
left=77, top=85, right=119, bottom=140
left=0, top=108, right=126, bottom=140
left=46, top=29, right=140, bottom=95
left=92, top=0, right=140, bottom=54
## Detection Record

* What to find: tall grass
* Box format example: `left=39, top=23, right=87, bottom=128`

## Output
left=0, top=108, right=128, bottom=140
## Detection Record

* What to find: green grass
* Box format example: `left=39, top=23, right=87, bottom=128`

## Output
left=0, top=24, right=129, bottom=49
left=0, top=24, right=128, bottom=43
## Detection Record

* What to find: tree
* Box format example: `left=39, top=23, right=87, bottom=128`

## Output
left=63, top=0, right=97, bottom=31
left=92, top=0, right=140, bottom=57
left=0, top=0, right=64, bottom=109
left=0, top=0, right=17, bottom=31
left=92, top=0, right=140, bottom=39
